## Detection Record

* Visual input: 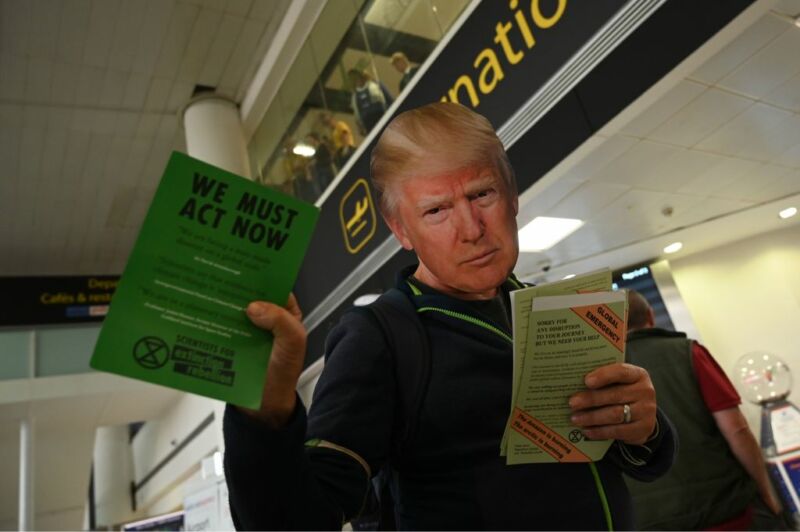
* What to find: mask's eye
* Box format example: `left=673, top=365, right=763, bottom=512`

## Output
left=472, top=188, right=497, bottom=202
left=423, top=205, right=447, bottom=223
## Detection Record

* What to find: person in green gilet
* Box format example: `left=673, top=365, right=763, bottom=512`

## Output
left=624, top=289, right=782, bottom=530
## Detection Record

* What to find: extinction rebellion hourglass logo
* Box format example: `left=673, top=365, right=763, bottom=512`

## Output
left=133, top=337, right=171, bottom=369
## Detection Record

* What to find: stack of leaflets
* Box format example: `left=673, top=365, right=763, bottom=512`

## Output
left=91, top=152, right=319, bottom=409
left=500, top=270, right=628, bottom=464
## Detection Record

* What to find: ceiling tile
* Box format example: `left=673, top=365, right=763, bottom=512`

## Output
left=773, top=0, right=800, bottom=13
left=47, top=106, right=73, bottom=131
left=122, top=73, right=150, bottom=109
left=115, top=111, right=140, bottom=138
left=0, top=54, right=27, bottom=100
left=718, top=24, right=800, bottom=99
left=139, top=142, right=174, bottom=188
left=715, top=162, right=794, bottom=201
left=197, top=14, right=245, bottom=87
left=135, top=113, right=161, bottom=138
left=155, top=115, right=179, bottom=144
left=61, top=212, right=90, bottom=266
left=690, top=13, right=788, bottom=85
left=107, top=0, right=147, bottom=70
left=177, top=7, right=221, bottom=81
left=82, top=0, right=120, bottom=68
left=519, top=178, right=583, bottom=222
left=677, top=154, right=761, bottom=196
left=749, top=169, right=800, bottom=203
left=103, top=137, right=134, bottom=188
left=249, top=0, right=280, bottom=22
left=28, top=0, right=60, bottom=60
left=143, top=77, right=173, bottom=112
left=122, top=137, right=154, bottom=185
left=87, top=109, right=118, bottom=136
left=559, top=135, right=638, bottom=182
left=651, top=192, right=707, bottom=232
left=589, top=189, right=669, bottom=232
left=1, top=0, right=31, bottom=56
left=173, top=136, right=187, bottom=153
left=55, top=0, right=91, bottom=64
left=591, top=140, right=679, bottom=186
left=546, top=182, right=630, bottom=220
left=56, top=131, right=91, bottom=199
left=131, top=0, right=175, bottom=75
left=154, top=2, right=200, bottom=78
left=70, top=108, right=95, bottom=133
left=99, top=69, right=129, bottom=108
left=667, top=197, right=754, bottom=228
left=635, top=147, right=723, bottom=193
left=763, top=71, right=800, bottom=112
left=218, top=18, right=263, bottom=95
left=202, top=0, right=226, bottom=11
left=166, top=79, right=194, bottom=112
left=0, top=126, right=21, bottom=200
left=620, top=79, right=706, bottom=138
left=75, top=65, right=106, bottom=107
left=23, top=104, right=49, bottom=130
left=80, top=134, right=113, bottom=192
left=26, top=57, right=54, bottom=103
left=776, top=141, right=800, bottom=169
left=50, top=61, right=80, bottom=106
left=18, top=124, right=45, bottom=197
left=696, top=103, right=800, bottom=161
left=647, top=87, right=753, bottom=148
left=226, top=0, right=253, bottom=17
left=96, top=228, right=121, bottom=261
left=0, top=103, right=24, bottom=129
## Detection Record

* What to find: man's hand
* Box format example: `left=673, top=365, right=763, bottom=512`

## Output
left=238, top=294, right=307, bottom=428
left=568, top=363, right=657, bottom=445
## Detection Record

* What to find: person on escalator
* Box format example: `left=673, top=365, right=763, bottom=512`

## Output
left=348, top=68, right=392, bottom=136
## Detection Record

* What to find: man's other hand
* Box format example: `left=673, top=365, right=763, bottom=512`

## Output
left=238, top=293, right=307, bottom=428
left=568, top=363, right=657, bottom=445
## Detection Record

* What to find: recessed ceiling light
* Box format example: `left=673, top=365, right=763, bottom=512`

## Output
left=779, top=206, right=797, bottom=219
left=292, top=143, right=315, bottom=157
left=518, top=216, right=584, bottom=251
left=663, top=242, right=683, bottom=254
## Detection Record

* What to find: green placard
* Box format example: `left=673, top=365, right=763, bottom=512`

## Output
left=91, top=152, right=319, bottom=408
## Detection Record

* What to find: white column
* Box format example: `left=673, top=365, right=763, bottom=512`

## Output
left=183, top=94, right=252, bottom=179
left=93, top=426, right=136, bottom=528
left=19, top=418, right=34, bottom=531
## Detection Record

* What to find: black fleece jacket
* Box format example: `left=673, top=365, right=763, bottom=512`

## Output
left=223, top=266, right=676, bottom=530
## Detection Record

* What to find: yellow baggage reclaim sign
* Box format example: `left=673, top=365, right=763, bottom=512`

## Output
left=339, top=179, right=376, bottom=254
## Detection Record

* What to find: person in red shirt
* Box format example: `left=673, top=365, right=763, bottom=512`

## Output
left=624, top=289, right=782, bottom=530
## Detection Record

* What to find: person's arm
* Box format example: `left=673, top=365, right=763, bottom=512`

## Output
left=608, top=407, right=678, bottom=481
left=714, top=407, right=782, bottom=514
left=691, top=342, right=781, bottom=514
left=223, top=297, right=396, bottom=529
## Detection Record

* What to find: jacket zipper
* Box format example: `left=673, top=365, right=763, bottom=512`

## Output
left=412, top=280, right=613, bottom=532
left=415, top=306, right=513, bottom=344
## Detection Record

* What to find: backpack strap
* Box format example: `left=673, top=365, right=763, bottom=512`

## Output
left=365, top=288, right=432, bottom=460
